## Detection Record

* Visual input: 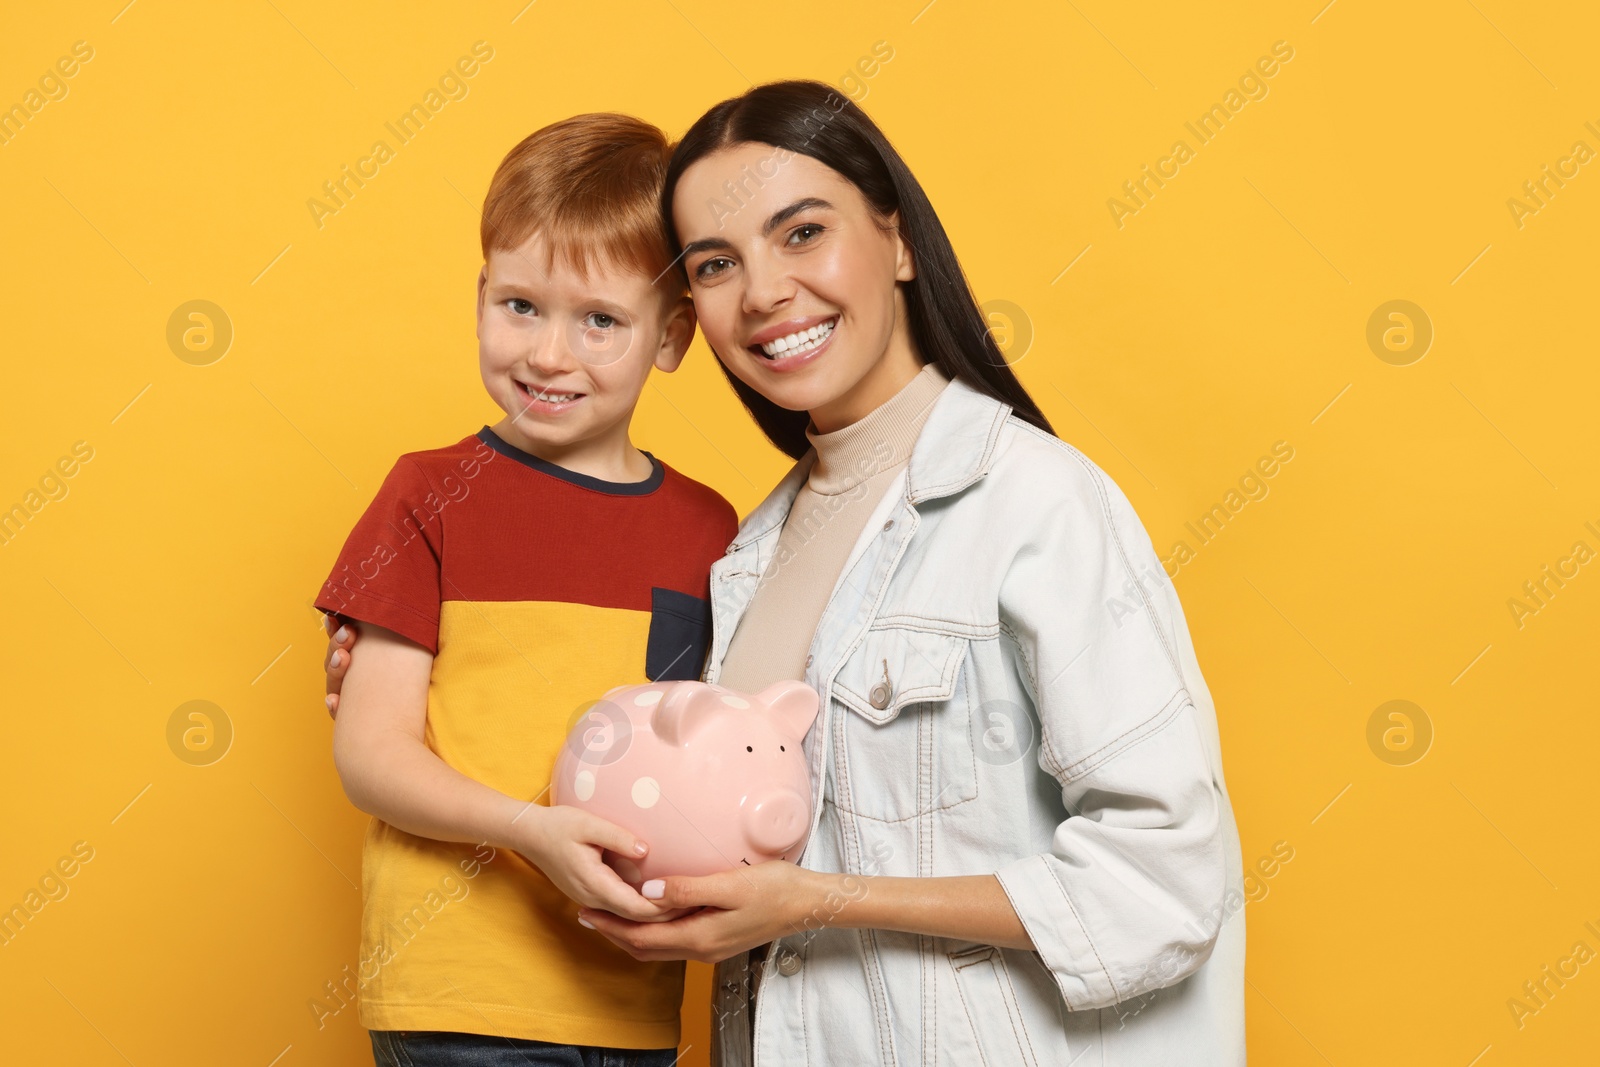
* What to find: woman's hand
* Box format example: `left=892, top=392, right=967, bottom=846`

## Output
left=578, top=860, right=830, bottom=963
left=322, top=613, right=358, bottom=718
left=584, top=866, right=1034, bottom=956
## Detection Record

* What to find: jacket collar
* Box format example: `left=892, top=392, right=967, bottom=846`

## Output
left=728, top=375, right=1012, bottom=551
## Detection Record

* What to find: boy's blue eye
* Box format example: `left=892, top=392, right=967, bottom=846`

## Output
left=508, top=298, right=534, bottom=315
left=585, top=312, right=617, bottom=330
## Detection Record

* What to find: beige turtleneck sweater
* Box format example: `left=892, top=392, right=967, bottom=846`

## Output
left=718, top=361, right=951, bottom=693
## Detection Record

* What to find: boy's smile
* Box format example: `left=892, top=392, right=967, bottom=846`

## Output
left=513, top=378, right=587, bottom=414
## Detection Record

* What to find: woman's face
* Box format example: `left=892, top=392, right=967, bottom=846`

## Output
left=672, top=142, right=918, bottom=431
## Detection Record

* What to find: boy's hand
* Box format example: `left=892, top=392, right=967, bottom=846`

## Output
left=322, top=614, right=358, bottom=718
left=326, top=615, right=683, bottom=924
left=516, top=805, right=695, bottom=924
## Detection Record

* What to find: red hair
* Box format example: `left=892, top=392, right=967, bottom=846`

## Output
left=480, top=113, right=680, bottom=296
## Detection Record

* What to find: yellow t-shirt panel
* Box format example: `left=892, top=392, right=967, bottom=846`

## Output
left=355, top=600, right=680, bottom=1047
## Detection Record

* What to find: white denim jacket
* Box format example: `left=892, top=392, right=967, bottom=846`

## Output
left=703, top=376, right=1246, bottom=1067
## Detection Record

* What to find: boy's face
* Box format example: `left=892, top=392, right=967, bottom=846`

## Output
left=476, top=231, right=692, bottom=458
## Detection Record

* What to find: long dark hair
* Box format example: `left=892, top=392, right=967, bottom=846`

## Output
left=661, top=80, right=1054, bottom=459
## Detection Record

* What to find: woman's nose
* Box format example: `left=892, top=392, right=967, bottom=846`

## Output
left=741, top=250, right=796, bottom=315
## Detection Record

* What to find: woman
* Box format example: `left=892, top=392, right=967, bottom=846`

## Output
left=329, top=81, right=1245, bottom=1065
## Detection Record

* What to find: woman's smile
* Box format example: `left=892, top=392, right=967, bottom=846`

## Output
left=747, top=314, right=839, bottom=372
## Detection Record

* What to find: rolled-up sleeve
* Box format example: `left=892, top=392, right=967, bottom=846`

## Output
left=991, top=452, right=1229, bottom=1012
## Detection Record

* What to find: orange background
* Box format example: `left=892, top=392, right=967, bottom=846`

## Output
left=2, top=1, right=1596, bottom=1063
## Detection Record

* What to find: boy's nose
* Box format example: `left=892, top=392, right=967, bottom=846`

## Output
left=524, top=328, right=575, bottom=372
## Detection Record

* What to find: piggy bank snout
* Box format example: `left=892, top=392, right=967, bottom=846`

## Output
left=743, top=790, right=810, bottom=855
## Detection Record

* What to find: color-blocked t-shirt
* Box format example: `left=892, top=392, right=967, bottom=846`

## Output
left=314, top=426, right=738, bottom=1048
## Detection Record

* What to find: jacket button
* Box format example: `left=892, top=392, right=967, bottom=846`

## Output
left=776, top=951, right=801, bottom=976
left=804, top=654, right=813, bottom=668
left=882, top=519, right=894, bottom=531
left=869, top=682, right=892, bottom=710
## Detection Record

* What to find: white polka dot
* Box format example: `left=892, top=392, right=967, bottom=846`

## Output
left=633, top=690, right=664, bottom=706
left=573, top=770, right=595, bottom=801
left=721, top=694, right=750, bottom=708
left=632, top=777, right=661, bottom=808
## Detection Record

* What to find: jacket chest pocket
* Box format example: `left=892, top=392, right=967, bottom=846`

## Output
left=828, top=623, right=978, bottom=823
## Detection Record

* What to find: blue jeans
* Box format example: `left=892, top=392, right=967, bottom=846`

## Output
left=369, top=1030, right=680, bottom=1067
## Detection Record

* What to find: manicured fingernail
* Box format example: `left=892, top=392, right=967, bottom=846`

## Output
left=632, top=842, right=648, bottom=857
left=334, top=626, right=348, bottom=642
left=641, top=879, right=665, bottom=900
left=324, top=695, right=335, bottom=710
left=331, top=651, right=343, bottom=668
left=578, top=916, right=596, bottom=929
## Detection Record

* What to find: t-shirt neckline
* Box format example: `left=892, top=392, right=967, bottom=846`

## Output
left=476, top=426, right=664, bottom=496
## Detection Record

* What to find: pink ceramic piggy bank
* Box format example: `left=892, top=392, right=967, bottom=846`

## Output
left=551, top=679, right=819, bottom=884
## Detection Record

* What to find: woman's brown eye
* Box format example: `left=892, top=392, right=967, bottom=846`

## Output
left=695, top=256, right=732, bottom=280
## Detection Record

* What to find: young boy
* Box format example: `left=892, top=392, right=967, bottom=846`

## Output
left=313, top=114, right=737, bottom=1065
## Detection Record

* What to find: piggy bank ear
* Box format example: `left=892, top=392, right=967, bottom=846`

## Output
left=756, top=680, right=819, bottom=741
left=652, top=684, right=715, bottom=747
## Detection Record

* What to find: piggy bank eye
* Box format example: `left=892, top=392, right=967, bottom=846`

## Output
left=780, top=745, right=786, bottom=751
left=745, top=745, right=753, bottom=752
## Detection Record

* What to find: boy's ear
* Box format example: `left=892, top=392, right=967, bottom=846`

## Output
left=888, top=210, right=916, bottom=283
left=653, top=294, right=697, bottom=374
left=474, top=266, right=488, bottom=337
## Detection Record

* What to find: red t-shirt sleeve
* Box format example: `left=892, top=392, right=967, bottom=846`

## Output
left=313, top=456, right=445, bottom=654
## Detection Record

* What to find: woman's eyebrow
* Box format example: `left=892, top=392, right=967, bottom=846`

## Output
left=761, top=197, right=834, bottom=236
left=680, top=197, right=837, bottom=258
left=680, top=234, right=732, bottom=259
